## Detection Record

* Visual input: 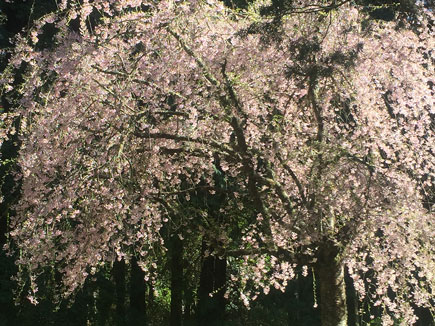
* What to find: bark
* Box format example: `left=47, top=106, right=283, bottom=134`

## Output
left=170, top=235, right=183, bottom=326
left=315, top=243, right=347, bottom=326
left=129, top=256, right=147, bottom=325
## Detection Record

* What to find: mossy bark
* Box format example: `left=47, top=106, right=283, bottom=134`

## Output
left=315, top=243, right=347, bottom=326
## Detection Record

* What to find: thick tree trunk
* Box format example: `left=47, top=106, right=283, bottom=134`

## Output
left=316, top=243, right=347, bottom=326
left=129, top=256, right=147, bottom=325
left=170, top=235, right=183, bottom=326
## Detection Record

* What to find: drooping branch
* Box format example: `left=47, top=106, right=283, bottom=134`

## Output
left=159, top=185, right=215, bottom=196
left=277, top=155, right=308, bottom=205
left=260, top=0, right=352, bottom=16
left=260, top=168, right=294, bottom=216
left=223, top=244, right=313, bottom=266
left=167, top=27, right=220, bottom=87
left=132, top=130, right=233, bottom=155
left=91, top=65, right=187, bottom=100
left=221, top=59, right=248, bottom=125
left=308, top=73, right=323, bottom=144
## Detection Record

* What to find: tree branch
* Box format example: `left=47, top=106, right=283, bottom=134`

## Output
left=167, top=27, right=220, bottom=87
left=223, top=246, right=313, bottom=266
left=277, top=155, right=307, bottom=205
left=91, top=64, right=187, bottom=100
left=132, top=130, right=234, bottom=156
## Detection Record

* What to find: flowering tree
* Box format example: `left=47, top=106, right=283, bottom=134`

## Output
left=2, top=0, right=434, bottom=325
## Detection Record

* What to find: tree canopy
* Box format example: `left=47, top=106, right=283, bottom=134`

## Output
left=1, top=0, right=434, bottom=325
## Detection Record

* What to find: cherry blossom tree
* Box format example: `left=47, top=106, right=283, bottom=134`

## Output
left=2, top=0, right=434, bottom=325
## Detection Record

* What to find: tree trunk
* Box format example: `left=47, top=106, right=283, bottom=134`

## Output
left=315, top=243, right=347, bottom=326
left=197, top=241, right=227, bottom=326
left=183, top=288, right=194, bottom=324
left=170, top=235, right=183, bottom=326
left=69, top=285, right=93, bottom=326
left=214, top=249, right=227, bottom=320
left=96, top=274, right=114, bottom=326
left=197, top=245, right=214, bottom=325
left=113, top=258, right=126, bottom=326
left=129, top=256, right=147, bottom=325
